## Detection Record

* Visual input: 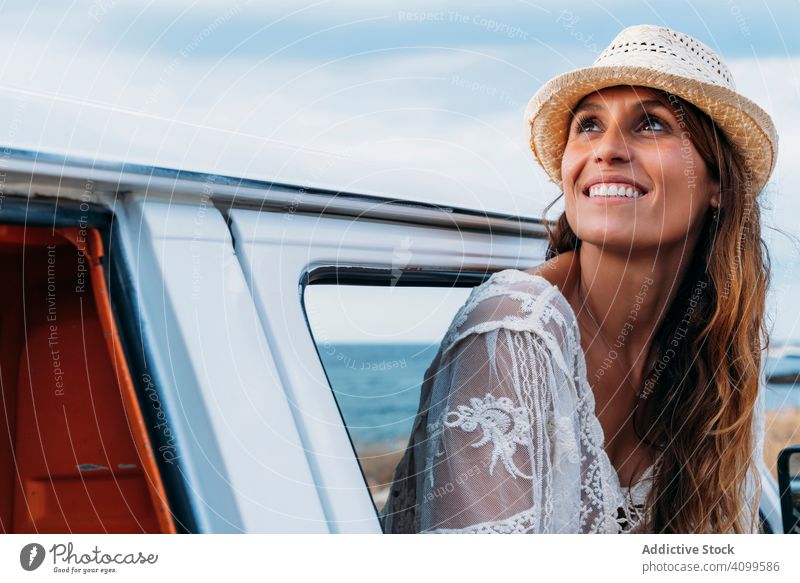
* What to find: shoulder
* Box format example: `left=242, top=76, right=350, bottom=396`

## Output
left=439, top=254, right=580, bottom=357
left=522, top=250, right=579, bottom=298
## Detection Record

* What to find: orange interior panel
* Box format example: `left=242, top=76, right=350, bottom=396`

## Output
left=0, top=224, right=175, bottom=533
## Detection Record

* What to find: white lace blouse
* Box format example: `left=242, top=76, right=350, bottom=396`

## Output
left=391, top=268, right=765, bottom=534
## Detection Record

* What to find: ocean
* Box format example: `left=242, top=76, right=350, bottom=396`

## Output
left=319, top=343, right=439, bottom=447
left=318, top=344, right=800, bottom=448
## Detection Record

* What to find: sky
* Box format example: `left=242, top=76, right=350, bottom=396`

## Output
left=1, top=0, right=799, bottom=343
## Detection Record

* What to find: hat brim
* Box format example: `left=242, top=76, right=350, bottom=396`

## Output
left=525, top=65, right=778, bottom=195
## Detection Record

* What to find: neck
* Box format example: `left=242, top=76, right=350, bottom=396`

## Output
left=574, top=242, right=695, bottom=384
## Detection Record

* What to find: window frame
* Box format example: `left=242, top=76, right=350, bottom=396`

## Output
left=300, top=264, right=488, bottom=520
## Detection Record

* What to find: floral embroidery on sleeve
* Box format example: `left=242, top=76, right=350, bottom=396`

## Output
left=427, top=393, right=533, bottom=483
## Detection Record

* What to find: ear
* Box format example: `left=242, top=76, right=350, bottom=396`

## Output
left=709, top=179, right=721, bottom=209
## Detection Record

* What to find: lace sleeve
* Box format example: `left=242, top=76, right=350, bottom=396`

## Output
left=418, top=272, right=618, bottom=533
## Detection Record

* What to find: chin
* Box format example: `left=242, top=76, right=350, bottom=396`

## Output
left=575, top=223, right=634, bottom=241
left=575, top=230, right=640, bottom=249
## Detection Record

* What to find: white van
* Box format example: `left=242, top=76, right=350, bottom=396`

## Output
left=0, top=147, right=788, bottom=534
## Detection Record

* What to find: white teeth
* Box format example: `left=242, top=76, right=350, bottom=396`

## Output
left=587, top=183, right=644, bottom=198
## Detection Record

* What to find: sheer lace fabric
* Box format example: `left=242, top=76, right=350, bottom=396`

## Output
left=381, top=268, right=764, bottom=534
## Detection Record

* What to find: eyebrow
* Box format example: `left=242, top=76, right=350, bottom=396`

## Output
left=572, top=98, right=672, bottom=116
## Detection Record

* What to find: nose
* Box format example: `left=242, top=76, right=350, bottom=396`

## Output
left=593, top=122, right=630, bottom=165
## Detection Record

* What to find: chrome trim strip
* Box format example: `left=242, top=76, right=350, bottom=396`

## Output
left=2, top=147, right=549, bottom=237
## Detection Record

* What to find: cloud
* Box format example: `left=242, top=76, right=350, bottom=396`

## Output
left=0, top=2, right=799, bottom=340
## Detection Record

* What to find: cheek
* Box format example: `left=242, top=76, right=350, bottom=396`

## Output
left=560, top=143, right=585, bottom=193
left=562, top=152, right=584, bottom=227
left=652, top=148, right=712, bottom=221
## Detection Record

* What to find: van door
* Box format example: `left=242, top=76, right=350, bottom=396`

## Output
left=227, top=208, right=544, bottom=532
left=113, top=194, right=328, bottom=533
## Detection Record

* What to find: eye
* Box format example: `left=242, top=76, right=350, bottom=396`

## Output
left=573, top=114, right=600, bottom=133
left=640, top=114, right=667, bottom=132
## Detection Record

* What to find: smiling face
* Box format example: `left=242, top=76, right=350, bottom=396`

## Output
left=561, top=85, right=720, bottom=253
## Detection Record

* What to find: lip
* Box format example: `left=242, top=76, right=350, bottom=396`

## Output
left=581, top=174, right=650, bottom=199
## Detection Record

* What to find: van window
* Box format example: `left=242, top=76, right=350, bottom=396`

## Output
left=303, top=283, right=470, bottom=514
left=0, top=225, right=174, bottom=533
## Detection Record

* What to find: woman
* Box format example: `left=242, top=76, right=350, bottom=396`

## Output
left=381, top=24, right=777, bottom=533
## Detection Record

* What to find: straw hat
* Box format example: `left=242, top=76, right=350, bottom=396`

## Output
left=525, top=24, right=778, bottom=195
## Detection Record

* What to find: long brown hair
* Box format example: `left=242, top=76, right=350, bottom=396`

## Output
left=543, top=87, right=771, bottom=533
